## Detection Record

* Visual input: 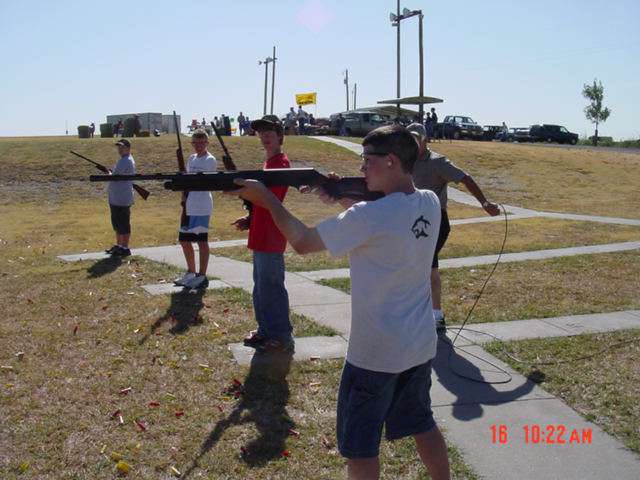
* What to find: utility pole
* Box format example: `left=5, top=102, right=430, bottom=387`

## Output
left=396, top=0, right=400, bottom=116
left=353, top=83, right=357, bottom=110
left=418, top=12, right=424, bottom=121
left=344, top=69, right=349, bottom=111
left=258, top=53, right=275, bottom=116
left=270, top=46, right=276, bottom=115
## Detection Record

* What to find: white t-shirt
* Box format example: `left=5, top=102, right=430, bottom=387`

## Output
left=316, top=189, right=441, bottom=373
left=185, top=152, right=217, bottom=216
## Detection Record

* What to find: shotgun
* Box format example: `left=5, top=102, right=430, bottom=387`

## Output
left=89, top=168, right=383, bottom=202
left=70, top=150, right=150, bottom=200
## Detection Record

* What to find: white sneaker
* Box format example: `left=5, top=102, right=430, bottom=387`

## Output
left=184, top=274, right=208, bottom=290
left=174, top=272, right=196, bottom=286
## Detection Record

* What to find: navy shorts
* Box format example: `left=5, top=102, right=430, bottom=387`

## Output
left=109, top=204, right=131, bottom=235
left=336, top=360, right=436, bottom=458
left=432, top=209, right=450, bottom=269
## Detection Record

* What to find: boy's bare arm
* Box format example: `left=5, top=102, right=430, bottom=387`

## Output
left=226, top=179, right=326, bottom=254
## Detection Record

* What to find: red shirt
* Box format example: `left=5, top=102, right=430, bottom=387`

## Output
left=248, top=152, right=290, bottom=253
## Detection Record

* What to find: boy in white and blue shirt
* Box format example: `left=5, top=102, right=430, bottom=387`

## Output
left=106, top=139, right=135, bottom=257
left=174, top=130, right=217, bottom=290
left=228, top=125, right=451, bottom=480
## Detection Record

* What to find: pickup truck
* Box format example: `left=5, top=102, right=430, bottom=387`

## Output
left=529, top=124, right=578, bottom=144
left=435, top=115, right=484, bottom=140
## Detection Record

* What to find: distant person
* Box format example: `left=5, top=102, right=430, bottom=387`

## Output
left=309, top=113, right=316, bottom=125
left=173, top=130, right=217, bottom=290
left=238, top=111, right=246, bottom=135
left=115, top=119, right=124, bottom=137
left=407, top=123, right=499, bottom=332
left=297, top=106, right=308, bottom=134
left=105, top=139, right=135, bottom=257
left=501, top=122, right=509, bottom=141
left=286, top=107, right=297, bottom=135
left=430, top=107, right=438, bottom=124
left=202, top=117, right=206, bottom=128
left=214, top=116, right=222, bottom=129
left=153, top=128, right=160, bottom=137
left=223, top=114, right=232, bottom=136
left=424, top=113, right=433, bottom=141
left=133, top=115, right=141, bottom=136
left=337, top=113, right=347, bottom=136
left=89, top=122, right=95, bottom=138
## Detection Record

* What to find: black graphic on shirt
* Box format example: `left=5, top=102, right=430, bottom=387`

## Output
left=411, top=216, right=430, bottom=239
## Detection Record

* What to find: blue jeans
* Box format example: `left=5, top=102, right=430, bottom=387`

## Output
left=252, top=251, right=292, bottom=341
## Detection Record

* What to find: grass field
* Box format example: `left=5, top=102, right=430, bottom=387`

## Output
left=336, top=136, right=640, bottom=218
left=484, top=329, right=640, bottom=453
left=1, top=134, right=639, bottom=478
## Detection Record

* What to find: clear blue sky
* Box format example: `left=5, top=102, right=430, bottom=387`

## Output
left=1, top=0, right=638, bottom=139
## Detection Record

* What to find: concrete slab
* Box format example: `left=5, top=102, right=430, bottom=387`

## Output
left=142, top=280, right=231, bottom=295
left=430, top=339, right=640, bottom=479
left=435, top=398, right=640, bottom=480
left=285, top=282, right=351, bottom=308
left=57, top=238, right=247, bottom=263
left=297, top=268, right=350, bottom=282
left=540, top=311, right=640, bottom=335
left=541, top=211, right=640, bottom=227
left=446, top=319, right=573, bottom=345
left=294, top=303, right=352, bottom=337
left=228, top=335, right=347, bottom=366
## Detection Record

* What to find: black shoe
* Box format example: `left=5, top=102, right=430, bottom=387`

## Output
left=256, top=338, right=295, bottom=354
left=105, top=245, right=119, bottom=254
left=112, top=246, right=131, bottom=257
left=243, top=331, right=266, bottom=349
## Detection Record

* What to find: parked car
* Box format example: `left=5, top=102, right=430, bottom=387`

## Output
left=529, top=124, right=578, bottom=144
left=329, top=110, right=393, bottom=136
left=481, top=125, right=502, bottom=141
left=435, top=115, right=484, bottom=140
left=512, top=127, right=533, bottom=142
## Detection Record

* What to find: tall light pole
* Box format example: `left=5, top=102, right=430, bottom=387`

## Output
left=402, top=8, right=424, bottom=120
left=343, top=69, right=349, bottom=111
left=270, top=46, right=276, bottom=115
left=390, top=0, right=401, bottom=117
left=353, top=83, right=357, bottom=110
left=258, top=53, right=275, bottom=116
left=390, top=6, right=425, bottom=120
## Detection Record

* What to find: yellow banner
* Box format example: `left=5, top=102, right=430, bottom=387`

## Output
left=295, top=92, right=317, bottom=106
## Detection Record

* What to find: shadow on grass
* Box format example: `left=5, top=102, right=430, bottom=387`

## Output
left=86, top=256, right=123, bottom=278
left=433, top=335, right=534, bottom=421
left=138, top=287, right=206, bottom=345
left=182, top=351, right=294, bottom=478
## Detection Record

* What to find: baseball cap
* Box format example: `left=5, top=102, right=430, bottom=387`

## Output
left=115, top=139, right=131, bottom=147
left=250, top=115, right=284, bottom=135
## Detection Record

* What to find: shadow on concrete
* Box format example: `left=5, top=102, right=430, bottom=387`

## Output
left=138, top=287, right=206, bottom=345
left=432, top=335, right=535, bottom=421
left=86, top=256, right=123, bottom=278
left=182, top=351, right=294, bottom=478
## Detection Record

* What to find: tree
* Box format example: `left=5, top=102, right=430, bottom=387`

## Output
left=582, top=78, right=611, bottom=146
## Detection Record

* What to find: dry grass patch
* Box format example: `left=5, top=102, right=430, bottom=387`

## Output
left=485, top=330, right=640, bottom=453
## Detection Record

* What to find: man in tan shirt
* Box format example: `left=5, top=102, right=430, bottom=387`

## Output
left=407, top=123, right=500, bottom=331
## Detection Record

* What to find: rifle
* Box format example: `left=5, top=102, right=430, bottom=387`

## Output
left=209, top=120, right=253, bottom=213
left=70, top=150, right=150, bottom=200
left=173, top=110, right=188, bottom=226
left=89, top=168, right=384, bottom=202
left=210, top=121, right=237, bottom=171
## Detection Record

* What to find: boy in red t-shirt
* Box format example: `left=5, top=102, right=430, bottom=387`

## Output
left=233, top=115, right=293, bottom=353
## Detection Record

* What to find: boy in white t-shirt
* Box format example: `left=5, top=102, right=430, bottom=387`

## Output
left=226, top=125, right=450, bottom=480
left=174, top=130, right=217, bottom=290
